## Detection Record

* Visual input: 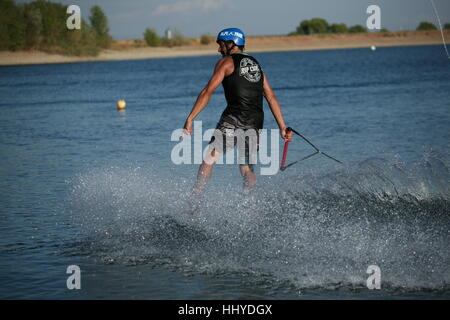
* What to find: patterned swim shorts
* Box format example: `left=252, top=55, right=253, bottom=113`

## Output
left=208, top=121, right=259, bottom=167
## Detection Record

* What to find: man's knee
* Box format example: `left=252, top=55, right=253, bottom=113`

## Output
left=204, top=148, right=221, bottom=165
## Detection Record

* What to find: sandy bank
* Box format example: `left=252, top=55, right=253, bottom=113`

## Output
left=0, top=31, right=447, bottom=66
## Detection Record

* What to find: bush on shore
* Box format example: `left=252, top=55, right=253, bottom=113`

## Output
left=348, top=25, right=367, bottom=33
left=143, top=28, right=188, bottom=48
left=416, top=21, right=437, bottom=31
left=161, top=29, right=188, bottom=47
left=296, top=18, right=329, bottom=35
left=144, top=28, right=161, bottom=47
left=329, top=23, right=348, bottom=34
left=200, top=33, right=213, bottom=45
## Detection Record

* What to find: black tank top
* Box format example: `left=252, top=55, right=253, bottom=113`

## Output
left=219, top=53, right=264, bottom=129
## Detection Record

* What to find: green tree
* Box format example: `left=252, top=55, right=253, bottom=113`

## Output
left=296, top=18, right=329, bottom=35
left=89, top=5, right=111, bottom=48
left=443, top=23, right=450, bottom=30
left=23, top=3, right=42, bottom=49
left=416, top=21, right=437, bottom=31
left=309, top=18, right=329, bottom=34
left=0, top=0, right=26, bottom=50
left=34, top=0, right=68, bottom=48
left=328, top=23, right=348, bottom=34
left=31, top=0, right=102, bottom=56
left=348, top=25, right=367, bottom=33
left=63, top=20, right=100, bottom=56
left=296, top=20, right=309, bottom=34
left=144, top=28, right=160, bottom=46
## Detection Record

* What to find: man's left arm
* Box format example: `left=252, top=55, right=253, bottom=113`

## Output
left=262, top=73, right=292, bottom=141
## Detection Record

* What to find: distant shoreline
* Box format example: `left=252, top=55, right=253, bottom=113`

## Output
left=0, top=31, right=447, bottom=66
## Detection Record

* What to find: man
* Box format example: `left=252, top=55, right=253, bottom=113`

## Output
left=182, top=27, right=292, bottom=196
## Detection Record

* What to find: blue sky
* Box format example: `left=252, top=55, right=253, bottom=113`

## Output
left=17, top=0, right=450, bottom=39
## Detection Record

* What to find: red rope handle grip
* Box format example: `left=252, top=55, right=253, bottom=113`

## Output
left=281, top=140, right=289, bottom=169
left=280, top=127, right=292, bottom=169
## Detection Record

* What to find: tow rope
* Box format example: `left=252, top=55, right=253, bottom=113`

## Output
left=280, top=127, right=343, bottom=171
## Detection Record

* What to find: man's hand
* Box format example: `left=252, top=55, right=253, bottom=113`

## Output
left=183, top=119, right=192, bottom=135
left=180, top=119, right=192, bottom=140
left=281, top=127, right=293, bottom=142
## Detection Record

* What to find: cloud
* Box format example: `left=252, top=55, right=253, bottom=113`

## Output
left=152, top=0, right=227, bottom=16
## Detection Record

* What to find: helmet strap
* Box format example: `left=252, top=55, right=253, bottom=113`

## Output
left=226, top=41, right=236, bottom=56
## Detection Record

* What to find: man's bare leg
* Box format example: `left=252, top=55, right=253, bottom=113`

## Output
left=193, top=161, right=215, bottom=194
left=239, top=165, right=256, bottom=190
left=192, top=148, right=221, bottom=195
left=187, top=149, right=221, bottom=213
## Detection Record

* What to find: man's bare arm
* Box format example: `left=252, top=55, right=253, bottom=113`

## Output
left=183, top=57, right=233, bottom=134
left=263, top=73, right=292, bottom=141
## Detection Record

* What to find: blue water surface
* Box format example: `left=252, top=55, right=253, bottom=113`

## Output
left=0, top=45, right=449, bottom=299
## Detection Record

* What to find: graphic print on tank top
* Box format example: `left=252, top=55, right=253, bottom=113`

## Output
left=239, top=57, right=262, bottom=83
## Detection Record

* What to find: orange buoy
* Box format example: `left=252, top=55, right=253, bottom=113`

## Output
left=117, top=99, right=126, bottom=110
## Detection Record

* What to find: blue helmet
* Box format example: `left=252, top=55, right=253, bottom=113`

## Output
left=216, top=28, right=245, bottom=46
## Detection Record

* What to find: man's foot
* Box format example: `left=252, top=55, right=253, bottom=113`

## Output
left=186, top=188, right=204, bottom=214
left=242, top=184, right=255, bottom=195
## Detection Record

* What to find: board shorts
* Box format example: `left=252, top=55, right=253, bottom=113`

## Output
left=208, top=121, right=260, bottom=170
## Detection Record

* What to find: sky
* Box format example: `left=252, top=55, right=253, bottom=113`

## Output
left=16, top=0, right=450, bottom=39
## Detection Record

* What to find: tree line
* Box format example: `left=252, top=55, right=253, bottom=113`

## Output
left=416, top=21, right=450, bottom=31
left=290, top=18, right=450, bottom=35
left=1, top=0, right=449, bottom=56
left=0, top=0, right=111, bottom=56
left=290, top=18, right=369, bottom=35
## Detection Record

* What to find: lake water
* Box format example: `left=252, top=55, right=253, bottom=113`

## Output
left=0, top=45, right=449, bottom=299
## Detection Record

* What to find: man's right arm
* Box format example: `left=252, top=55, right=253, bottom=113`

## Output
left=183, top=57, right=233, bottom=134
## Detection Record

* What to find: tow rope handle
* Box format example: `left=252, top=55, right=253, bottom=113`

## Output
left=280, top=127, right=292, bottom=170
left=280, top=126, right=343, bottom=171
